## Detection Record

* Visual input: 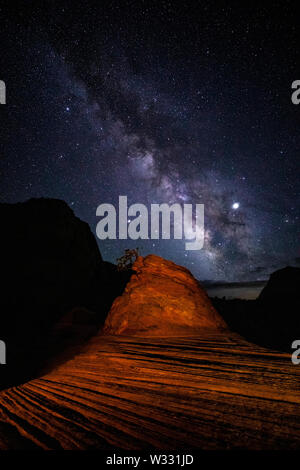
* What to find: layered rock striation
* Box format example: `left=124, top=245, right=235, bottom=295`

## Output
left=104, top=255, right=227, bottom=336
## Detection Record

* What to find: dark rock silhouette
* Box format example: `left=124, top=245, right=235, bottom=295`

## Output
left=212, top=266, right=300, bottom=352
left=0, top=198, right=131, bottom=390
left=104, top=254, right=227, bottom=336
left=258, top=266, right=300, bottom=302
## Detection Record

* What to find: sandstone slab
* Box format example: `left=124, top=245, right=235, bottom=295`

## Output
left=103, top=255, right=227, bottom=336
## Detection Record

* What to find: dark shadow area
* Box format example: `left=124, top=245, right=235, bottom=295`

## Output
left=212, top=266, right=300, bottom=352
left=0, top=198, right=132, bottom=390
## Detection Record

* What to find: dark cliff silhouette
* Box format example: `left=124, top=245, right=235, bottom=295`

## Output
left=212, top=266, right=300, bottom=352
left=0, top=198, right=131, bottom=390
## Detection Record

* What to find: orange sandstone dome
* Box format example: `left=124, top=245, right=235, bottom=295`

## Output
left=103, top=255, right=227, bottom=336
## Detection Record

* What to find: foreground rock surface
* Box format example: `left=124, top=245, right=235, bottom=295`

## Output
left=104, top=255, right=227, bottom=336
left=0, top=332, right=299, bottom=450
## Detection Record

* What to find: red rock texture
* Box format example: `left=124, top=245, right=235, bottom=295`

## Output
left=103, top=255, right=227, bottom=336
left=1, top=333, right=300, bottom=450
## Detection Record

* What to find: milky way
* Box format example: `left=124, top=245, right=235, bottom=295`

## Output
left=0, top=3, right=299, bottom=281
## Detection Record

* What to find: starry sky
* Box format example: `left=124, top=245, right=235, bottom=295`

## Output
left=0, top=1, right=299, bottom=282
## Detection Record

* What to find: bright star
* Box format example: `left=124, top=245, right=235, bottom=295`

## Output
left=232, top=202, right=240, bottom=210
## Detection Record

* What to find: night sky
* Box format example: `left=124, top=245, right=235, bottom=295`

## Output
left=0, top=1, right=299, bottom=282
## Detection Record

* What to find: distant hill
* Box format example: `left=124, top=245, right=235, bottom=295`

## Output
left=204, top=280, right=267, bottom=300
left=258, top=266, right=300, bottom=302
left=212, top=266, right=300, bottom=352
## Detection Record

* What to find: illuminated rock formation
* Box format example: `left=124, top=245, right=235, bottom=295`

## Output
left=103, top=254, right=227, bottom=336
